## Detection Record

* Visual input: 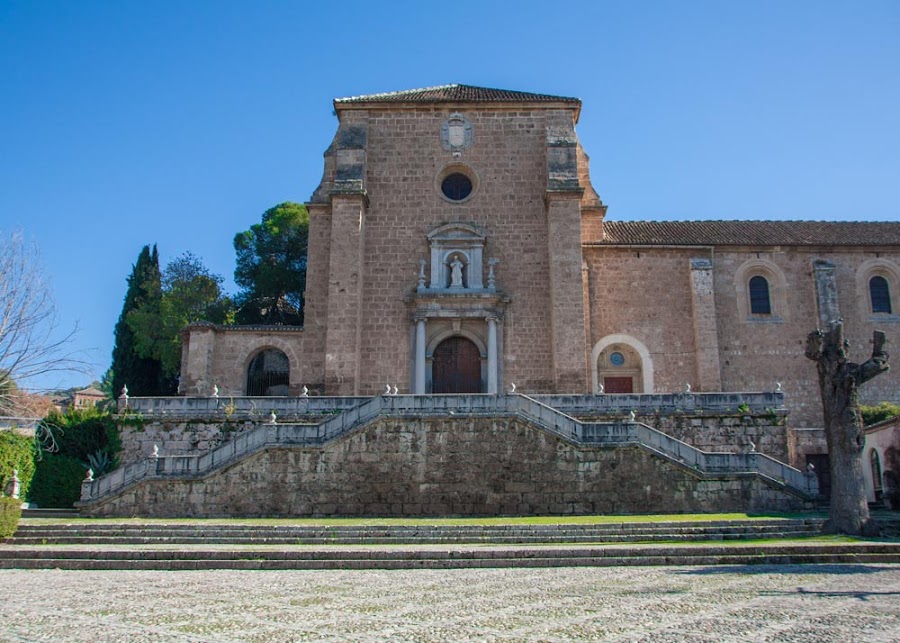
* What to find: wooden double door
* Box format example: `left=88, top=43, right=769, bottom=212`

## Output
left=432, top=336, right=482, bottom=393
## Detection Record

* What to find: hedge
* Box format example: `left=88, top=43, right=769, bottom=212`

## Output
left=0, top=497, right=22, bottom=539
left=28, top=454, right=88, bottom=508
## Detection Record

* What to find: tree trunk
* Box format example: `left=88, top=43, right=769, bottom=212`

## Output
left=806, top=323, right=890, bottom=535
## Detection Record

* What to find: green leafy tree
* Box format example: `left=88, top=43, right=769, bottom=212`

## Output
left=127, top=252, right=233, bottom=386
left=111, top=245, right=166, bottom=397
left=233, top=202, right=309, bottom=326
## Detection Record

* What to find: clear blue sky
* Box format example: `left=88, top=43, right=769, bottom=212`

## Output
left=1, top=1, right=898, bottom=391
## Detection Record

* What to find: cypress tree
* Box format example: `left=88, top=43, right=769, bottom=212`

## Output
left=111, top=245, right=166, bottom=397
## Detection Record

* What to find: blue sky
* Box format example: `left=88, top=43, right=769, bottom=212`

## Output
left=1, top=1, right=898, bottom=391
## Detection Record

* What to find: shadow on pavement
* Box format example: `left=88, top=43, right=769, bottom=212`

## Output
left=675, top=564, right=898, bottom=576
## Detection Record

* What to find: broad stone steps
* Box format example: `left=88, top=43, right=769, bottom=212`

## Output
left=8, top=529, right=821, bottom=546
left=1, top=544, right=898, bottom=570
left=10, top=519, right=824, bottom=546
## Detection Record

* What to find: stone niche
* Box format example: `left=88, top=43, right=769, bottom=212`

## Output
left=421, top=223, right=493, bottom=292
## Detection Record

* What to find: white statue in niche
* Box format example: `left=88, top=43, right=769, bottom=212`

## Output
left=449, top=256, right=465, bottom=288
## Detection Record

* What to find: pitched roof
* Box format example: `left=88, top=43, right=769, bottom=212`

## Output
left=335, top=84, right=580, bottom=106
left=594, top=220, right=900, bottom=247
left=76, top=386, right=106, bottom=397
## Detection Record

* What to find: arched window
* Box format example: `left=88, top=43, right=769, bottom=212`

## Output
left=870, top=276, right=892, bottom=314
left=246, top=349, right=290, bottom=396
left=749, top=276, right=772, bottom=315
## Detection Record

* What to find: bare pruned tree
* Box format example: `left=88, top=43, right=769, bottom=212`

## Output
left=0, top=230, right=89, bottom=416
left=806, top=321, right=890, bottom=535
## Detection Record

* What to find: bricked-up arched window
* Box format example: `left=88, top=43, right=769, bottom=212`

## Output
left=749, top=276, right=772, bottom=314
left=870, top=276, right=892, bottom=314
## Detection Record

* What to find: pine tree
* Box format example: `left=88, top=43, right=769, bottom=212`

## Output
left=111, top=245, right=167, bottom=397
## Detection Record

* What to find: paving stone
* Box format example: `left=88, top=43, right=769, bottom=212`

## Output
left=1, top=566, right=899, bottom=641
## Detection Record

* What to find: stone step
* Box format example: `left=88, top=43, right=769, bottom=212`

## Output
left=7, top=530, right=821, bottom=546
left=20, top=508, right=79, bottom=519
left=10, top=520, right=823, bottom=545
left=13, top=519, right=822, bottom=535
left=1, top=543, right=897, bottom=570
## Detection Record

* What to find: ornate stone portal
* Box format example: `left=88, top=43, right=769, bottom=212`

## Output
left=410, top=223, right=507, bottom=394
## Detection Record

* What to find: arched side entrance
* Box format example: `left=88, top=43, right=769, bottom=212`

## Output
left=432, top=336, right=482, bottom=393
left=246, top=349, right=290, bottom=396
left=871, top=448, right=884, bottom=502
left=591, top=334, right=654, bottom=394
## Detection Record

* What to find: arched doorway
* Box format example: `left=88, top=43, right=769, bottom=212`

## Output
left=596, top=343, right=644, bottom=394
left=871, top=449, right=884, bottom=501
left=591, top=334, right=654, bottom=394
left=246, top=349, right=290, bottom=396
left=432, top=336, right=482, bottom=393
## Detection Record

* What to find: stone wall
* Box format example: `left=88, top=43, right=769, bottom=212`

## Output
left=583, top=246, right=900, bottom=429
left=85, top=417, right=811, bottom=518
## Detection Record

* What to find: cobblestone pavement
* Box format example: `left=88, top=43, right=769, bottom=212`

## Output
left=1, top=565, right=899, bottom=642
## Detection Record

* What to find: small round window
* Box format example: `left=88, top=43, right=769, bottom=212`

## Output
left=610, top=352, right=625, bottom=366
left=441, top=173, right=473, bottom=201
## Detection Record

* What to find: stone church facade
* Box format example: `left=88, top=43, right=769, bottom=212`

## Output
left=178, top=84, right=900, bottom=474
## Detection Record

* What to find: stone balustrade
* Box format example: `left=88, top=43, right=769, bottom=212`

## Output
left=117, top=391, right=785, bottom=419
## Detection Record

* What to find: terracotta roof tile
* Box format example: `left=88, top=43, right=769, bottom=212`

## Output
left=335, top=84, right=580, bottom=105
left=595, top=220, right=900, bottom=247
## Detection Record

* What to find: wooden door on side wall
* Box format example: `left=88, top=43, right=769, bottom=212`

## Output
left=432, top=336, right=482, bottom=393
left=603, top=376, right=633, bottom=394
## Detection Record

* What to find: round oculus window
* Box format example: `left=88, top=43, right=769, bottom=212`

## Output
left=441, top=173, right=473, bottom=201
left=610, top=352, right=625, bottom=366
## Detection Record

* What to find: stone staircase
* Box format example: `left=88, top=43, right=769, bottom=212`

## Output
left=81, top=394, right=818, bottom=507
left=5, top=517, right=900, bottom=570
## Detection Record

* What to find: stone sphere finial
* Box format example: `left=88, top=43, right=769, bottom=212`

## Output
left=509, top=382, right=516, bottom=394
left=628, top=409, right=636, bottom=422
left=120, top=385, right=129, bottom=399
left=684, top=383, right=692, bottom=393
left=301, top=385, right=309, bottom=397
left=268, top=410, right=277, bottom=425
left=212, top=384, right=219, bottom=398
left=84, top=468, right=94, bottom=482
left=775, top=381, right=783, bottom=393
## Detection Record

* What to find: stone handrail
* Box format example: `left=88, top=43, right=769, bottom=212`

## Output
left=532, top=392, right=786, bottom=415
left=117, top=395, right=373, bottom=417
left=118, top=391, right=786, bottom=418
left=585, top=420, right=816, bottom=494
left=84, top=393, right=815, bottom=503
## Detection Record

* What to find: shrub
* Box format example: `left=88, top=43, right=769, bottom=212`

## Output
left=27, top=454, right=87, bottom=508
left=860, top=402, right=900, bottom=426
left=38, top=407, right=120, bottom=465
left=0, top=497, right=22, bottom=539
left=0, top=430, right=35, bottom=498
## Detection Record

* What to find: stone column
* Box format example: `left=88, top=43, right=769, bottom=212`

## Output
left=323, top=192, right=367, bottom=395
left=544, top=111, right=590, bottom=393
left=813, top=259, right=840, bottom=325
left=322, top=115, right=368, bottom=395
left=415, top=317, right=427, bottom=394
left=487, top=316, right=498, bottom=394
left=689, top=258, right=722, bottom=391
